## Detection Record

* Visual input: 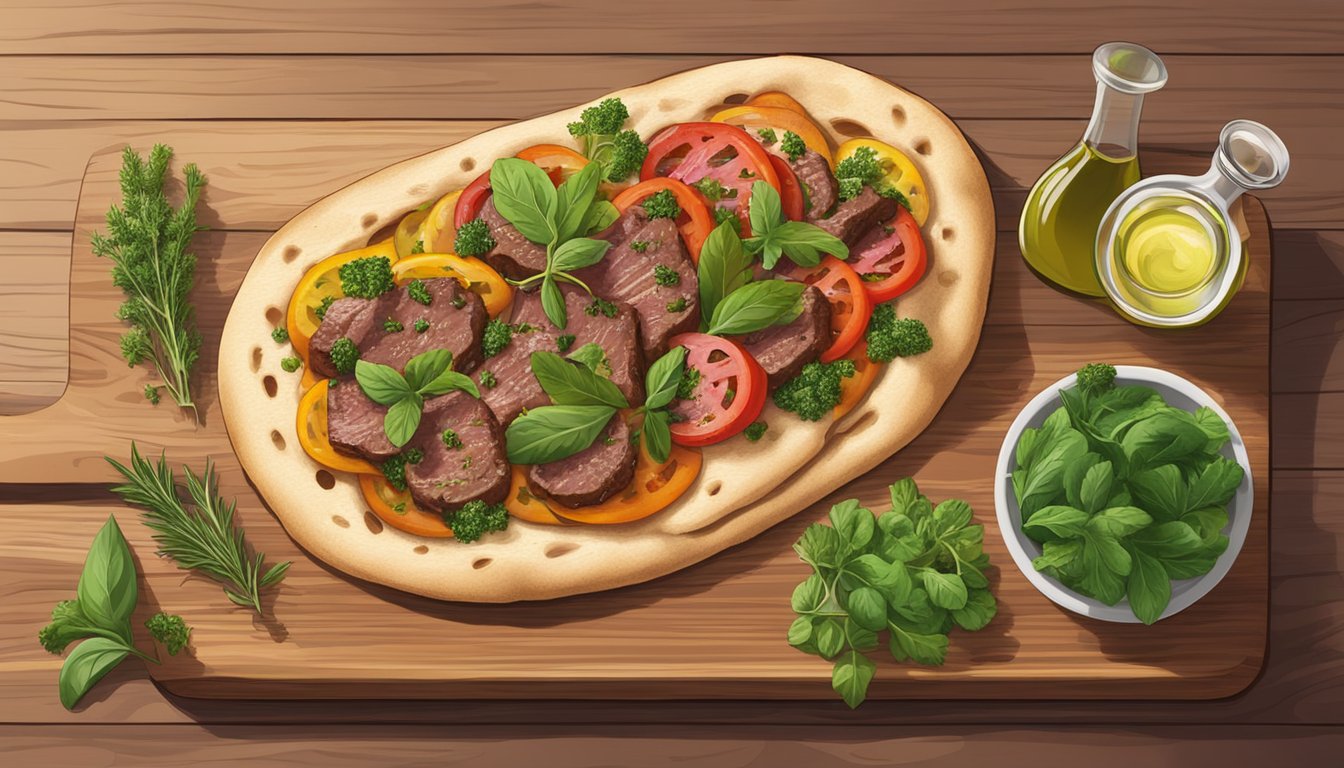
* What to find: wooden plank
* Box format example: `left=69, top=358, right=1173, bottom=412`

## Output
left=1273, top=230, right=1344, bottom=300
left=2, top=55, right=1341, bottom=123
left=2, top=118, right=1332, bottom=234
left=1, top=724, right=1341, bottom=765
left=2, top=0, right=1341, bottom=54
left=1276, top=392, right=1344, bottom=468
left=8, top=471, right=1336, bottom=726
left=0, top=231, right=68, bottom=412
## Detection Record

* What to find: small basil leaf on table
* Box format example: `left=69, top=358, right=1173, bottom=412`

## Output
left=58, top=637, right=130, bottom=711
left=489, top=157, right=557, bottom=245
left=887, top=622, right=949, bottom=666
left=829, top=499, right=874, bottom=552
left=705, top=280, right=805, bottom=336
left=505, top=404, right=617, bottom=464
left=355, top=360, right=413, bottom=405
left=951, top=588, right=998, bottom=632
left=832, top=651, right=877, bottom=710
left=75, top=517, right=138, bottom=641
left=530, top=351, right=628, bottom=408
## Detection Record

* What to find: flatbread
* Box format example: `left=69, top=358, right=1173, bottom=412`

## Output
left=218, top=56, right=995, bottom=602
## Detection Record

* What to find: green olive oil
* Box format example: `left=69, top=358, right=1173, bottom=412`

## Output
left=1018, top=142, right=1140, bottom=296
left=1105, top=193, right=1230, bottom=320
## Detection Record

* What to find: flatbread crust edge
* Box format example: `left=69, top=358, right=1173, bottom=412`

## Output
left=218, top=56, right=995, bottom=602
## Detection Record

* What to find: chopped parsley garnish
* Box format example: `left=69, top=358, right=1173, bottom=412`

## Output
left=407, top=279, right=433, bottom=306
left=666, top=297, right=688, bottom=312
left=314, top=295, right=335, bottom=321
left=482, top=318, right=513, bottom=357
left=556, top=334, right=576, bottom=351
left=744, top=421, right=768, bottom=442
left=676, top=366, right=702, bottom=400
left=693, top=178, right=732, bottom=203
left=280, top=356, right=303, bottom=373
left=383, top=318, right=404, bottom=333
left=642, top=188, right=682, bottom=220
left=757, top=127, right=778, bottom=145
left=442, top=430, right=462, bottom=450
left=413, top=318, right=430, bottom=333
left=780, top=131, right=806, bottom=162
left=479, top=369, right=498, bottom=389
left=630, top=240, right=651, bottom=253
left=329, top=337, right=359, bottom=375
left=585, top=297, right=619, bottom=318
left=653, top=264, right=680, bottom=286
left=454, top=218, right=495, bottom=257
left=271, top=326, right=289, bottom=343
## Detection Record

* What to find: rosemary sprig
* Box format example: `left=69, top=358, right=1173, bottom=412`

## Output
left=91, top=144, right=207, bottom=420
left=106, top=443, right=289, bottom=615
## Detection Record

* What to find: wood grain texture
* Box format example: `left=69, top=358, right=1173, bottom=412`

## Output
left=2, top=724, right=1342, bottom=766
left=0, top=154, right=1270, bottom=701
left=0, top=231, right=68, bottom=411
left=2, top=115, right=1334, bottom=232
left=2, top=0, right=1341, bottom=54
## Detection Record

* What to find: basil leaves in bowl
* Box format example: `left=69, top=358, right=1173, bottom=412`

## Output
left=994, top=365, right=1252, bottom=624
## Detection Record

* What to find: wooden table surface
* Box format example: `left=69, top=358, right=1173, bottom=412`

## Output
left=2, top=1, right=1342, bottom=765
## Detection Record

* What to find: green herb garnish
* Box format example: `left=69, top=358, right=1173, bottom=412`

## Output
left=653, top=264, right=681, bottom=286
left=354, top=349, right=480, bottom=447
left=865, top=305, right=932, bottom=362
left=774, top=359, right=857, bottom=421
left=743, top=182, right=848, bottom=270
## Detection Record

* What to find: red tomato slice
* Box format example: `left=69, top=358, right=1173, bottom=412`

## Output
left=641, top=122, right=781, bottom=236
left=610, top=178, right=715, bottom=263
left=668, top=333, right=767, bottom=447
left=849, top=206, right=928, bottom=303
left=784, top=257, right=873, bottom=362
left=766, top=154, right=805, bottom=222
left=453, top=169, right=493, bottom=230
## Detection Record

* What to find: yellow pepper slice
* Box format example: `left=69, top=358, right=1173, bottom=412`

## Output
left=834, top=138, right=930, bottom=225
left=285, top=239, right=398, bottom=359
left=391, top=254, right=513, bottom=318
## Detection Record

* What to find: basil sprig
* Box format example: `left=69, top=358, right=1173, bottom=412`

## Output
left=489, top=158, right=612, bottom=328
left=505, top=347, right=687, bottom=465
left=697, top=218, right=805, bottom=336
left=743, top=181, right=849, bottom=270
left=355, top=349, right=480, bottom=447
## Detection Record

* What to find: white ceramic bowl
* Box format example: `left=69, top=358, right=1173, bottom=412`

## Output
left=994, top=365, right=1253, bottom=623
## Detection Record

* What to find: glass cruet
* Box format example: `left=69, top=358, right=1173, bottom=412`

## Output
left=1018, top=42, right=1168, bottom=296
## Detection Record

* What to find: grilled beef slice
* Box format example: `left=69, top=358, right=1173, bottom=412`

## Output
left=527, top=414, right=637, bottom=508
left=815, top=186, right=898, bottom=246
left=732, top=284, right=831, bottom=389
left=325, top=377, right=401, bottom=461
left=480, top=195, right=549, bottom=280
left=404, top=392, right=510, bottom=512
left=474, top=285, right=644, bottom=426
left=793, top=149, right=840, bottom=222
left=579, top=207, right=699, bottom=360
left=308, top=278, right=486, bottom=377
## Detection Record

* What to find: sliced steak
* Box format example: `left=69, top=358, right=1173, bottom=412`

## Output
left=474, top=285, right=644, bottom=426
left=579, top=208, right=699, bottom=359
left=732, top=284, right=831, bottom=389
left=815, top=186, right=898, bottom=246
left=361, top=278, right=487, bottom=374
left=793, top=149, right=839, bottom=221
left=308, top=279, right=486, bottom=377
left=325, top=377, right=400, bottom=461
left=528, top=414, right=637, bottom=508
left=404, top=392, right=510, bottom=512
left=308, top=295, right=387, bottom=378
left=480, top=195, right=548, bottom=280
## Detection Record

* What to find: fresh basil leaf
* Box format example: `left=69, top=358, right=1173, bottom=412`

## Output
left=489, top=157, right=557, bottom=245
left=355, top=360, right=412, bottom=406
left=505, top=404, right=616, bottom=464
left=705, top=279, right=805, bottom=336
left=1125, top=545, right=1172, bottom=625
left=787, top=615, right=814, bottom=647
left=549, top=236, right=611, bottom=273
left=1082, top=526, right=1133, bottom=577
left=641, top=408, right=672, bottom=464
left=58, top=637, right=130, bottom=711
left=1182, top=506, right=1229, bottom=542
left=1186, top=457, right=1244, bottom=510
left=950, top=588, right=997, bottom=632
left=1078, top=460, right=1114, bottom=515
left=1062, top=451, right=1102, bottom=510
left=643, top=346, right=686, bottom=411
left=1126, top=463, right=1187, bottom=523
left=832, top=651, right=877, bottom=709
left=1077, top=534, right=1129, bottom=604
left=529, top=350, right=628, bottom=408
left=760, top=240, right=785, bottom=271
left=1023, top=505, right=1088, bottom=541
left=919, top=570, right=968, bottom=610
left=794, top=523, right=841, bottom=570
left=1160, top=536, right=1228, bottom=579
left=844, top=586, right=888, bottom=632
left=747, top=180, right=782, bottom=237
left=1121, top=413, right=1209, bottom=469
left=888, top=478, right=920, bottom=513
left=402, top=349, right=452, bottom=392
left=696, top=221, right=754, bottom=330
left=1192, top=406, right=1231, bottom=448
left=829, top=499, right=875, bottom=552
left=815, top=618, right=845, bottom=659
left=932, top=499, right=973, bottom=533
left=843, top=617, right=880, bottom=652
left=765, top=220, right=849, bottom=267
left=384, top=395, right=423, bottom=448
left=418, top=369, right=480, bottom=399
left=1130, top=520, right=1203, bottom=559
left=1032, top=539, right=1082, bottom=572
left=583, top=199, right=620, bottom=235
left=554, top=160, right=603, bottom=243
left=1017, top=425, right=1087, bottom=517
left=540, top=274, right=567, bottom=329
left=887, top=621, right=948, bottom=666
left=75, top=517, right=137, bottom=640
left=790, top=572, right=828, bottom=613
left=1087, top=506, right=1153, bottom=538
left=566, top=342, right=608, bottom=374
left=1015, top=427, right=1042, bottom=474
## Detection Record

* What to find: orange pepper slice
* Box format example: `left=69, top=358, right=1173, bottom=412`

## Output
left=507, top=442, right=703, bottom=525
left=711, top=104, right=834, bottom=166
left=390, top=253, right=512, bottom=318
left=285, top=239, right=398, bottom=359
left=834, top=341, right=882, bottom=420
left=295, top=380, right=381, bottom=475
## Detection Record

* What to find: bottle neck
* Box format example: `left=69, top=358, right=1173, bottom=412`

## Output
left=1083, top=82, right=1144, bottom=160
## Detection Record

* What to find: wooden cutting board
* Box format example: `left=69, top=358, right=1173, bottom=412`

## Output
left=0, top=143, right=1269, bottom=700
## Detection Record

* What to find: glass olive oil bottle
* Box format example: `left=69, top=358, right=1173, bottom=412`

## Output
left=1019, top=43, right=1167, bottom=296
